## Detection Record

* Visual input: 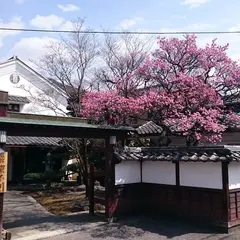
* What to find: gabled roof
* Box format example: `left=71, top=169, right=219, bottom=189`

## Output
left=114, top=145, right=240, bottom=163
left=6, top=136, right=61, bottom=147
left=136, top=121, right=163, bottom=136
left=0, top=114, right=135, bottom=138
left=0, top=56, right=68, bottom=99
left=8, top=95, right=30, bottom=104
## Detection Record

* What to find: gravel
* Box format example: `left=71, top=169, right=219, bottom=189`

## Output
left=43, top=216, right=240, bottom=240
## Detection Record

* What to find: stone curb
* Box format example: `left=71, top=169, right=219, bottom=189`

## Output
left=25, top=195, right=54, bottom=216
left=12, top=229, right=67, bottom=240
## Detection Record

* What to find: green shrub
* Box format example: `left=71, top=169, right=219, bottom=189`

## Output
left=43, top=170, right=63, bottom=181
left=24, top=171, right=64, bottom=182
left=24, top=172, right=44, bottom=180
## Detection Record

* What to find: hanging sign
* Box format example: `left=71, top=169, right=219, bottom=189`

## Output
left=0, top=152, right=7, bottom=192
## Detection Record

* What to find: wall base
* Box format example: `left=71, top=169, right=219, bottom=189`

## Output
left=114, top=183, right=230, bottom=232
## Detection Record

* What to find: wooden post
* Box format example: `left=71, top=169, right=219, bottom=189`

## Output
left=0, top=91, right=8, bottom=239
left=89, top=163, right=95, bottom=215
left=175, top=161, right=180, bottom=214
left=140, top=160, right=143, bottom=183
left=222, top=162, right=230, bottom=226
left=105, top=136, right=116, bottom=222
left=175, top=161, right=180, bottom=186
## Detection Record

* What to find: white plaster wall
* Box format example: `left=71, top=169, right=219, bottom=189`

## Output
left=180, top=162, right=222, bottom=189
left=229, top=162, right=240, bottom=189
left=115, top=161, right=141, bottom=185
left=0, top=66, right=67, bottom=116
left=142, top=161, right=176, bottom=185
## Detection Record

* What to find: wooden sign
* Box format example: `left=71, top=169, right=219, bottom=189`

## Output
left=0, top=152, right=7, bottom=192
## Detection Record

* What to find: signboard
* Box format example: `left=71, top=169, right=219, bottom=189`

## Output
left=0, top=152, right=7, bottom=192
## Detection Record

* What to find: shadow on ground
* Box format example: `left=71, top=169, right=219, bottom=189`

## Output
left=4, top=191, right=240, bottom=240
left=4, top=213, right=240, bottom=240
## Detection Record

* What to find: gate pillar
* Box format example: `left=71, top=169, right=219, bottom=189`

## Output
left=105, top=136, right=117, bottom=222
left=0, top=91, right=8, bottom=239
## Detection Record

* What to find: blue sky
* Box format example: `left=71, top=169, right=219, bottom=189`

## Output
left=1, top=0, right=240, bottom=63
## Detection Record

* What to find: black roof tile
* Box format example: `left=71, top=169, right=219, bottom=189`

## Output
left=8, top=95, right=30, bottom=104
left=114, top=145, right=240, bottom=163
left=6, top=136, right=62, bottom=146
left=136, top=121, right=163, bottom=136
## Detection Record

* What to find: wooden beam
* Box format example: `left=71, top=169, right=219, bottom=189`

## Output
left=104, top=136, right=117, bottom=222
left=140, top=160, right=143, bottom=183
left=0, top=91, right=8, bottom=239
left=2, top=125, right=130, bottom=139
left=89, top=163, right=95, bottom=215
left=175, top=161, right=180, bottom=186
left=222, top=162, right=230, bottom=224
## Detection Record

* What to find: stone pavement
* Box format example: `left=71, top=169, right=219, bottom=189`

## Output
left=3, top=191, right=105, bottom=240
left=3, top=191, right=240, bottom=240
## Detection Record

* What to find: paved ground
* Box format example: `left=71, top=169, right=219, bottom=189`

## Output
left=42, top=218, right=240, bottom=240
left=3, top=191, right=53, bottom=224
left=3, top=191, right=240, bottom=240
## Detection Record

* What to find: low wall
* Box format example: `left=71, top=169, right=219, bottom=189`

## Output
left=114, top=161, right=227, bottom=228
left=115, top=183, right=225, bottom=225
left=115, top=161, right=223, bottom=189
left=229, top=188, right=240, bottom=227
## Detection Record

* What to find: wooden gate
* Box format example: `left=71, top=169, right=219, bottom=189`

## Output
left=89, top=163, right=105, bottom=216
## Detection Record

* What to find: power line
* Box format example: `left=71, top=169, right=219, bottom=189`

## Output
left=0, top=27, right=240, bottom=35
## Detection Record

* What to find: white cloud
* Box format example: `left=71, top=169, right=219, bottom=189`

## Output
left=30, top=15, right=64, bottom=29
left=118, top=17, right=143, bottom=30
left=29, top=14, right=75, bottom=31
left=172, top=15, right=187, bottom=20
left=0, top=17, right=24, bottom=48
left=10, top=37, right=58, bottom=67
left=57, top=4, right=80, bottom=12
left=158, top=22, right=215, bottom=34
left=182, top=0, right=211, bottom=8
left=228, top=24, right=240, bottom=31
left=58, top=20, right=74, bottom=31
left=15, top=0, right=25, bottom=4
left=188, top=23, right=215, bottom=30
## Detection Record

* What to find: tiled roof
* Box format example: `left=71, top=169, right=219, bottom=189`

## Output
left=6, top=136, right=62, bottom=146
left=136, top=121, right=163, bottom=136
left=114, top=145, right=240, bottom=162
left=8, top=95, right=30, bottom=104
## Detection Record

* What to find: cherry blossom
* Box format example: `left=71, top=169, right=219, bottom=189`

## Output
left=80, top=35, right=240, bottom=142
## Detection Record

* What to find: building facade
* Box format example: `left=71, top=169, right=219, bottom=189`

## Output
left=0, top=56, right=75, bottom=183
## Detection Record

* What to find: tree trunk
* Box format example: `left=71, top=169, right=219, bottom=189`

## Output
left=81, top=138, right=89, bottom=197
left=84, top=174, right=89, bottom=198
left=77, top=174, right=83, bottom=185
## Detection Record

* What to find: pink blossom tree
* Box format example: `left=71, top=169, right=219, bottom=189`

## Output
left=81, top=35, right=240, bottom=143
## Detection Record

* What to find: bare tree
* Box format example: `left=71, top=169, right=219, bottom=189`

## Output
left=28, top=18, right=100, bottom=195
left=36, top=18, right=99, bottom=114
left=25, top=21, right=153, bottom=194
left=95, top=33, right=154, bottom=96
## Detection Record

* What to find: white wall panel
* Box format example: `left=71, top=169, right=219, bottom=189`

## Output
left=180, top=162, right=222, bottom=189
left=229, top=162, right=240, bottom=190
left=115, top=161, right=141, bottom=185
left=0, top=64, right=67, bottom=116
left=142, top=161, right=176, bottom=185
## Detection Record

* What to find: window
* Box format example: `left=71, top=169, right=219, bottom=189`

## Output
left=8, top=104, right=20, bottom=112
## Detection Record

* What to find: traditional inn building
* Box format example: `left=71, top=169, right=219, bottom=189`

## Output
left=0, top=56, right=82, bottom=183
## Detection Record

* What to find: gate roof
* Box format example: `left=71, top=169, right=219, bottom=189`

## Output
left=0, top=116, right=134, bottom=139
